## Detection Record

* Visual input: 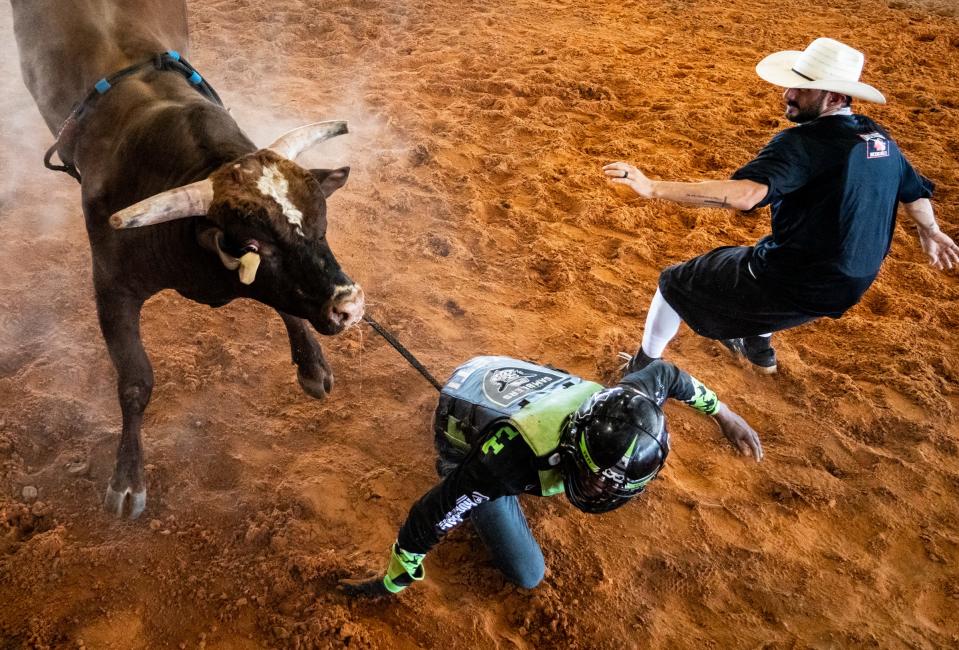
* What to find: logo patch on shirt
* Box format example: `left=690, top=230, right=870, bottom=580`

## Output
left=482, top=367, right=563, bottom=408
left=859, top=132, right=890, bottom=159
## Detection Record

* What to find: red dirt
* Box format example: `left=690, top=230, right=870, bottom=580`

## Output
left=1, top=0, right=958, bottom=648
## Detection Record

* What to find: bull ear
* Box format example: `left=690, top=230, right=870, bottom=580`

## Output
left=310, top=167, right=350, bottom=198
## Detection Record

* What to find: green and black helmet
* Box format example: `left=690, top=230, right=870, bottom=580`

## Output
left=560, top=386, right=669, bottom=514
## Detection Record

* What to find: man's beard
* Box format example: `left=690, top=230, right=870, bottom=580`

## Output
left=785, top=101, right=823, bottom=124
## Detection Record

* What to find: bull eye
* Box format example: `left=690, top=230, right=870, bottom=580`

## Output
left=240, top=239, right=260, bottom=254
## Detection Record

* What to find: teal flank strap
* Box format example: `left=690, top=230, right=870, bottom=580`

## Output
left=43, top=50, right=223, bottom=184
left=382, top=543, right=426, bottom=594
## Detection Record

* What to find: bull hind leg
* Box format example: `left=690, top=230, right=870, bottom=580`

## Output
left=96, top=292, right=153, bottom=518
left=279, top=311, right=333, bottom=399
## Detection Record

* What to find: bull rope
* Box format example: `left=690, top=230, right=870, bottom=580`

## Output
left=363, top=315, right=443, bottom=392
left=43, top=50, right=223, bottom=184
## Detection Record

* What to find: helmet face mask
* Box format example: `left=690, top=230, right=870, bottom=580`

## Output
left=561, top=387, right=669, bottom=514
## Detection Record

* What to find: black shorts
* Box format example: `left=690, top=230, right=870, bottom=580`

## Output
left=658, top=246, right=817, bottom=340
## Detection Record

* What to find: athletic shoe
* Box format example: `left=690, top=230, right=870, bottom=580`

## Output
left=719, top=336, right=777, bottom=374
left=618, top=348, right=657, bottom=377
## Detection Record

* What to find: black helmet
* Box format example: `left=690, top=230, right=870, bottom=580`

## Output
left=560, top=386, right=669, bottom=514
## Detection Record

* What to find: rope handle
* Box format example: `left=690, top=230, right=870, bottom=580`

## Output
left=44, top=143, right=81, bottom=182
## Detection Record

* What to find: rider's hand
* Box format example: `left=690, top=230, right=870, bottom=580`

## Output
left=712, top=403, right=764, bottom=461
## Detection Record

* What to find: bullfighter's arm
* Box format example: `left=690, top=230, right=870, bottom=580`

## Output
left=602, top=163, right=768, bottom=212
left=902, top=198, right=959, bottom=271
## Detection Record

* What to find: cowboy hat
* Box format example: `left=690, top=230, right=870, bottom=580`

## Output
left=756, top=37, right=886, bottom=104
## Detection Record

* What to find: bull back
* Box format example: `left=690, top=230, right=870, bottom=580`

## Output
left=11, top=0, right=189, bottom=133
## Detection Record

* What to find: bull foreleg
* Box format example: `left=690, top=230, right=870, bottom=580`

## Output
left=279, top=311, right=333, bottom=399
left=97, top=293, right=153, bottom=519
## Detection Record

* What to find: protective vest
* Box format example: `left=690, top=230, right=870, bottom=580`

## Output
left=434, top=356, right=603, bottom=496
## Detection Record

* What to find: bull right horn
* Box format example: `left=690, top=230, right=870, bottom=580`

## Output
left=267, top=121, right=348, bottom=160
left=110, top=179, right=214, bottom=229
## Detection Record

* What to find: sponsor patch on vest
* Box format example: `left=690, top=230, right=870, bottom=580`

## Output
left=859, top=132, right=889, bottom=159
left=482, top=367, right=564, bottom=408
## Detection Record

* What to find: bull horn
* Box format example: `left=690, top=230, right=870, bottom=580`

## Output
left=267, top=120, right=348, bottom=160
left=110, top=179, right=214, bottom=229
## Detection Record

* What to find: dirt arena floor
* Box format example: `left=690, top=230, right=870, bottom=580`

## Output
left=2, top=0, right=958, bottom=647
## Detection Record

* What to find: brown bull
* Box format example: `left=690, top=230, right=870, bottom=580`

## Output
left=10, top=0, right=366, bottom=518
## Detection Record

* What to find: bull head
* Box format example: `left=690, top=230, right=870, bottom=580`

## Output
left=109, top=121, right=364, bottom=334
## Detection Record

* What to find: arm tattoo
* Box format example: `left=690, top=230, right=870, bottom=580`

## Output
left=685, top=194, right=728, bottom=208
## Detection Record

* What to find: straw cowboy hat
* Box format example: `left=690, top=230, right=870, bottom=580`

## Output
left=756, top=37, right=886, bottom=104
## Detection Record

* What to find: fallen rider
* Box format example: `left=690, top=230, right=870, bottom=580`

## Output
left=340, top=355, right=763, bottom=596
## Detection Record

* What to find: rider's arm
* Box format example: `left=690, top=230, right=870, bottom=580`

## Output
left=397, top=439, right=513, bottom=555
left=608, top=174, right=768, bottom=211
left=621, top=359, right=719, bottom=415
left=896, top=158, right=958, bottom=270
left=649, top=179, right=767, bottom=211
left=621, top=360, right=763, bottom=460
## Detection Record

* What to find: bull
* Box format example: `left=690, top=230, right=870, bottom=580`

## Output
left=10, top=0, right=366, bottom=518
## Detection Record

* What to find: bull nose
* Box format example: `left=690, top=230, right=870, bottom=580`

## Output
left=329, top=284, right=365, bottom=329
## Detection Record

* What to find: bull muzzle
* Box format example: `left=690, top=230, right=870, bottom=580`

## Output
left=328, top=284, right=365, bottom=330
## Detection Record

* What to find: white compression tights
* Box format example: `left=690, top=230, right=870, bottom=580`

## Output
left=640, top=289, right=682, bottom=358
left=640, top=288, right=773, bottom=358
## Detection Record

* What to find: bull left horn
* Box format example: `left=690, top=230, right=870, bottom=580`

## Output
left=110, top=179, right=214, bottom=229
left=267, top=121, right=348, bottom=160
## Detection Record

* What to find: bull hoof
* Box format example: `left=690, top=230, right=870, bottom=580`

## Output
left=297, top=367, right=333, bottom=399
left=104, top=485, right=147, bottom=519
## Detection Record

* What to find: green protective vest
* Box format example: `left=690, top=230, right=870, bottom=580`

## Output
left=435, top=356, right=604, bottom=496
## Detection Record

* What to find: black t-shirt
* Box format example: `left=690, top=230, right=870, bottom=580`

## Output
left=396, top=360, right=712, bottom=555
left=731, top=114, right=934, bottom=316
